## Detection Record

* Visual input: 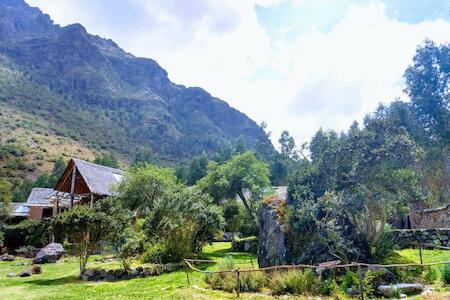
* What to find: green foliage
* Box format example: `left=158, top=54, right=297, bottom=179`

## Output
left=223, top=200, right=245, bottom=233
left=115, top=227, right=145, bottom=270
left=94, top=153, right=119, bottom=168
left=199, top=151, right=270, bottom=220
left=186, top=152, right=209, bottom=185
left=52, top=198, right=131, bottom=275
left=142, top=186, right=224, bottom=262
left=442, top=264, right=450, bottom=284
left=117, top=164, right=177, bottom=217
left=269, top=269, right=318, bottom=296
left=425, top=266, right=439, bottom=283
left=4, top=219, right=51, bottom=250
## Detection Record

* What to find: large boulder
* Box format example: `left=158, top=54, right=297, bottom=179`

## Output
left=377, top=283, right=424, bottom=297
left=33, top=243, right=65, bottom=264
left=257, top=199, right=288, bottom=267
left=0, top=253, right=15, bottom=261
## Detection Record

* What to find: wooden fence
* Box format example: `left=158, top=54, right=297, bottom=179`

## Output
left=183, top=243, right=450, bottom=299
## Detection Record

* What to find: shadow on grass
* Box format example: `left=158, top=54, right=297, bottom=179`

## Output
left=23, top=275, right=81, bottom=286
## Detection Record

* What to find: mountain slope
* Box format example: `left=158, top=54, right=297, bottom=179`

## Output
left=0, top=0, right=273, bottom=164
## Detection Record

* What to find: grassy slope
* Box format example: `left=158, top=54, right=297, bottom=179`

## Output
left=0, top=104, right=98, bottom=183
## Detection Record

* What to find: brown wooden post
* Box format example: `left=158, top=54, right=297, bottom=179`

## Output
left=236, top=270, right=240, bottom=298
left=419, top=243, right=424, bottom=272
left=185, top=270, right=190, bottom=285
left=70, top=165, right=77, bottom=209
left=357, top=264, right=364, bottom=300
left=90, top=194, right=94, bottom=208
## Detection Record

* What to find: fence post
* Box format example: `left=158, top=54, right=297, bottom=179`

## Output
left=185, top=270, right=190, bottom=285
left=357, top=264, right=364, bottom=300
left=419, top=243, right=423, bottom=264
left=236, top=270, right=241, bottom=298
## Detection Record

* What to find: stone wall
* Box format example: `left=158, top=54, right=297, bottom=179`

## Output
left=391, top=229, right=450, bottom=248
left=410, top=204, right=450, bottom=229
left=257, top=197, right=288, bottom=268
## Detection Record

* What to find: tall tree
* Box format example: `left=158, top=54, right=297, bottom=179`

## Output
left=116, top=164, right=178, bottom=217
left=199, top=152, right=270, bottom=219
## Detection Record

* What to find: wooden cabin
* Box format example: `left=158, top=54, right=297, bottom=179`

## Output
left=54, top=158, right=124, bottom=208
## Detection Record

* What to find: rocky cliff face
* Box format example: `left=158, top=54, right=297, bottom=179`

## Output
left=257, top=197, right=288, bottom=268
left=0, top=0, right=273, bottom=161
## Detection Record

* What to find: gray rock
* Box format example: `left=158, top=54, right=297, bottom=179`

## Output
left=378, top=283, right=424, bottom=297
left=0, top=254, right=15, bottom=261
left=163, top=263, right=179, bottom=272
left=33, top=243, right=65, bottom=264
left=18, top=270, right=31, bottom=277
left=257, top=200, right=288, bottom=267
left=7, top=272, right=15, bottom=277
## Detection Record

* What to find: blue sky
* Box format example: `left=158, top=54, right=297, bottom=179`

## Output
left=27, top=0, right=450, bottom=147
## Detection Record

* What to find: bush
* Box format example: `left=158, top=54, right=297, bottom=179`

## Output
left=4, top=219, right=51, bottom=250
left=205, top=257, right=237, bottom=292
left=141, top=242, right=182, bottom=264
left=443, top=264, right=450, bottom=284
left=425, top=267, right=439, bottom=283
left=240, top=272, right=266, bottom=292
left=269, top=269, right=318, bottom=295
left=339, top=270, right=359, bottom=291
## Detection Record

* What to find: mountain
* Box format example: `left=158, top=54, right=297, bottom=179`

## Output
left=0, top=0, right=274, bottom=190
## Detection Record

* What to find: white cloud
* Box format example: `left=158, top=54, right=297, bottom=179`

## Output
left=26, top=1, right=450, bottom=148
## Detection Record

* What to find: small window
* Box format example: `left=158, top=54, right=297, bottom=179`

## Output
left=42, top=207, right=53, bottom=218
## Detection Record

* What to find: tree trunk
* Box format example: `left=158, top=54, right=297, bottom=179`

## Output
left=235, top=189, right=254, bottom=219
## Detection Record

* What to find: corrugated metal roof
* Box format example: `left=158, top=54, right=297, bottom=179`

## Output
left=9, top=202, right=29, bottom=217
left=25, top=188, right=55, bottom=207
left=72, top=158, right=123, bottom=196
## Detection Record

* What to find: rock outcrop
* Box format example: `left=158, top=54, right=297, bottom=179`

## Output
left=257, top=197, right=288, bottom=268
left=0, top=253, right=15, bottom=261
left=33, top=243, right=65, bottom=264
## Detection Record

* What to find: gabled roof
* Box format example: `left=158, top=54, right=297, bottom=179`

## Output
left=55, top=158, right=124, bottom=197
left=25, top=188, right=55, bottom=207
left=9, top=202, right=29, bottom=217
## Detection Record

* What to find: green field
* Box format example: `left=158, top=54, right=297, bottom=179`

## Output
left=2, top=243, right=450, bottom=299
left=0, top=242, right=269, bottom=300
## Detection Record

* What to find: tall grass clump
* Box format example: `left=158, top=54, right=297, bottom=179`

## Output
left=269, top=269, right=318, bottom=295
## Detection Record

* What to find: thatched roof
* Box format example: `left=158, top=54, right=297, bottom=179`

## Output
left=55, top=158, right=124, bottom=197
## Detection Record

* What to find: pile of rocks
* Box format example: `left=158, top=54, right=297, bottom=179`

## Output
left=81, top=263, right=182, bottom=282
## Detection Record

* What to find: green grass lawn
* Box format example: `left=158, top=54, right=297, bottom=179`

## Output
left=2, top=244, right=450, bottom=299
left=0, top=242, right=275, bottom=300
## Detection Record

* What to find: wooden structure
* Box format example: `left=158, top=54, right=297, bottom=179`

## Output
left=54, top=158, right=124, bottom=208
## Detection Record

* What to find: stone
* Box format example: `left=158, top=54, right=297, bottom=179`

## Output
left=346, top=286, right=358, bottom=296
left=18, top=270, right=32, bottom=277
left=0, top=253, right=15, bottom=261
left=366, top=266, right=396, bottom=287
left=258, top=200, right=288, bottom=267
left=377, top=283, right=424, bottom=297
left=33, top=243, right=65, bottom=264
left=163, top=263, right=180, bottom=272
left=7, top=272, right=15, bottom=277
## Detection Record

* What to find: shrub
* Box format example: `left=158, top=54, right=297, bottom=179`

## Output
left=240, top=272, right=266, bottom=292
left=442, top=264, right=450, bottom=284
left=339, top=270, right=359, bottom=291
left=4, top=219, right=51, bottom=250
left=141, top=242, right=169, bottom=264
left=269, top=269, right=318, bottom=295
left=204, top=257, right=237, bottom=292
left=116, top=228, right=144, bottom=270
left=425, top=267, right=439, bottom=283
